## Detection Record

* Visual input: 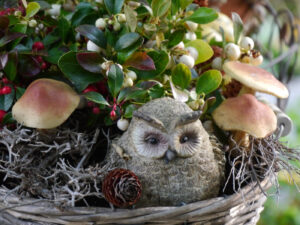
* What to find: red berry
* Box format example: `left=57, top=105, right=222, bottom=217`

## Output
left=41, top=62, right=47, bottom=70
left=32, top=42, right=44, bottom=51
left=2, top=77, right=9, bottom=84
left=1, top=86, right=12, bottom=95
left=110, top=110, right=116, bottom=120
left=0, top=110, right=6, bottom=123
left=36, top=56, right=43, bottom=63
left=87, top=101, right=94, bottom=107
left=92, top=107, right=100, bottom=114
left=82, top=85, right=98, bottom=94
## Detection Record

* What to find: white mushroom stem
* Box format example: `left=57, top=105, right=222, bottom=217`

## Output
left=238, top=85, right=255, bottom=96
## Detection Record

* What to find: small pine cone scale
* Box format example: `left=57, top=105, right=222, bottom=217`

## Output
left=102, top=169, right=142, bottom=207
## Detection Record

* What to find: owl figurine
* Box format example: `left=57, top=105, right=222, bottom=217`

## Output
left=103, top=97, right=225, bottom=207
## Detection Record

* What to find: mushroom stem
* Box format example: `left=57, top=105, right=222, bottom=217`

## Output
left=77, top=95, right=88, bottom=109
left=232, top=131, right=250, bottom=149
left=238, top=86, right=255, bottom=96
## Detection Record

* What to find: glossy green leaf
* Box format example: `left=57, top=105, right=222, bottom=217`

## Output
left=135, top=50, right=169, bottom=79
left=196, top=69, right=222, bottom=95
left=184, top=7, right=218, bottom=24
left=16, top=87, right=25, bottom=100
left=76, top=52, right=104, bottom=73
left=117, top=87, right=146, bottom=103
left=104, top=0, right=124, bottom=14
left=124, top=52, right=155, bottom=70
left=171, top=63, right=191, bottom=89
left=25, top=2, right=40, bottom=19
left=4, top=53, right=17, bottom=81
left=84, top=91, right=109, bottom=106
left=76, top=25, right=106, bottom=49
left=117, top=37, right=144, bottom=63
left=232, top=12, right=244, bottom=44
left=44, top=47, right=65, bottom=64
left=185, top=39, right=214, bottom=64
left=58, top=17, right=70, bottom=44
left=58, top=51, right=101, bottom=91
left=115, top=32, right=140, bottom=51
left=2, top=112, right=15, bottom=125
left=18, top=55, right=41, bottom=78
left=124, top=104, right=137, bottom=118
left=149, top=84, right=165, bottom=99
left=152, top=0, right=171, bottom=17
left=71, top=3, right=94, bottom=27
left=124, top=4, right=137, bottom=32
left=168, top=29, right=185, bottom=48
left=0, top=32, right=26, bottom=47
left=107, top=64, right=124, bottom=97
left=179, top=0, right=193, bottom=10
left=0, top=84, right=15, bottom=111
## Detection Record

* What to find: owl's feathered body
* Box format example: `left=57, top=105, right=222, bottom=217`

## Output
left=104, top=98, right=225, bottom=207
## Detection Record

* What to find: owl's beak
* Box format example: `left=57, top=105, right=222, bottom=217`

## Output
left=164, top=149, right=177, bottom=163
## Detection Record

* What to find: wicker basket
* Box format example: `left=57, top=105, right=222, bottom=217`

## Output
left=0, top=178, right=272, bottom=225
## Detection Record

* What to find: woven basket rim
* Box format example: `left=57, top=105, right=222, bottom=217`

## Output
left=0, top=177, right=272, bottom=225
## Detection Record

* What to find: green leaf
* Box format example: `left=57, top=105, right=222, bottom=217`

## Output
left=18, top=55, right=41, bottom=78
left=168, top=29, right=185, bottom=48
left=196, top=69, right=222, bottom=95
left=84, top=91, right=109, bottom=106
left=149, top=84, right=165, bottom=99
left=43, top=28, right=60, bottom=46
left=171, top=0, right=180, bottom=15
left=171, top=63, right=191, bottom=89
left=2, top=112, right=15, bottom=125
left=124, top=104, right=137, bottom=118
left=25, top=2, right=40, bottom=19
left=152, top=0, right=171, bottom=17
left=44, top=47, right=65, bottom=64
left=16, top=87, right=25, bottom=100
left=4, top=53, right=17, bottom=81
left=185, top=39, right=214, bottom=64
left=76, top=52, right=104, bottom=73
left=104, top=0, right=124, bottom=14
left=0, top=32, right=26, bottom=47
left=76, top=25, right=107, bottom=49
left=117, top=37, right=144, bottom=63
left=0, top=84, right=15, bottom=111
left=107, top=64, right=124, bottom=97
left=135, top=50, right=169, bottom=79
left=115, top=32, right=141, bottom=51
left=71, top=3, right=94, bottom=27
left=124, top=52, right=155, bottom=70
left=58, top=17, right=70, bottom=44
left=232, top=12, right=244, bottom=44
left=58, top=51, right=101, bottom=92
left=179, top=0, right=193, bottom=10
left=184, top=7, right=218, bottom=24
left=124, top=4, right=137, bottom=32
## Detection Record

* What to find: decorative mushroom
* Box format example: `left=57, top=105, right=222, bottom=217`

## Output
left=223, top=61, right=289, bottom=99
left=12, top=78, right=80, bottom=129
left=212, top=94, right=277, bottom=148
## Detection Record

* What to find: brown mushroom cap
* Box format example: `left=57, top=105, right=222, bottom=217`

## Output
left=12, top=78, right=80, bottom=129
left=223, top=61, right=289, bottom=98
left=212, top=94, right=277, bottom=138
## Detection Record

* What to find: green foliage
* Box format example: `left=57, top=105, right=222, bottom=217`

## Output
left=171, top=63, right=191, bottom=89
left=184, top=7, right=218, bottom=24
left=196, top=70, right=222, bottom=95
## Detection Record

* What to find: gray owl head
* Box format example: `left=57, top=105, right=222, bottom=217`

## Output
left=127, top=98, right=208, bottom=162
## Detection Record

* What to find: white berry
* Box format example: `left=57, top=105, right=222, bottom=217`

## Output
left=239, top=36, right=254, bottom=51
left=185, top=21, right=198, bottom=32
left=250, top=55, right=263, bottom=66
left=186, top=46, right=198, bottom=61
left=95, top=0, right=103, bottom=3
left=117, top=118, right=129, bottom=131
left=47, top=4, right=61, bottom=17
left=126, top=70, right=137, bottom=81
left=28, top=19, right=37, bottom=28
left=185, top=31, right=197, bottom=41
left=123, top=77, right=134, bottom=87
left=87, top=40, right=101, bottom=52
left=174, top=41, right=185, bottom=49
left=211, top=57, right=223, bottom=70
left=117, top=14, right=126, bottom=23
left=113, top=22, right=121, bottom=31
left=225, top=43, right=241, bottom=61
left=179, top=55, right=195, bottom=69
left=95, top=18, right=106, bottom=30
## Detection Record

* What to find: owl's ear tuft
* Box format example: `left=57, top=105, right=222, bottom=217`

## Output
left=174, top=110, right=202, bottom=128
left=133, top=111, right=166, bottom=132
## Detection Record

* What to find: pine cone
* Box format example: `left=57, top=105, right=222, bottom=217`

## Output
left=102, top=169, right=142, bottom=207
